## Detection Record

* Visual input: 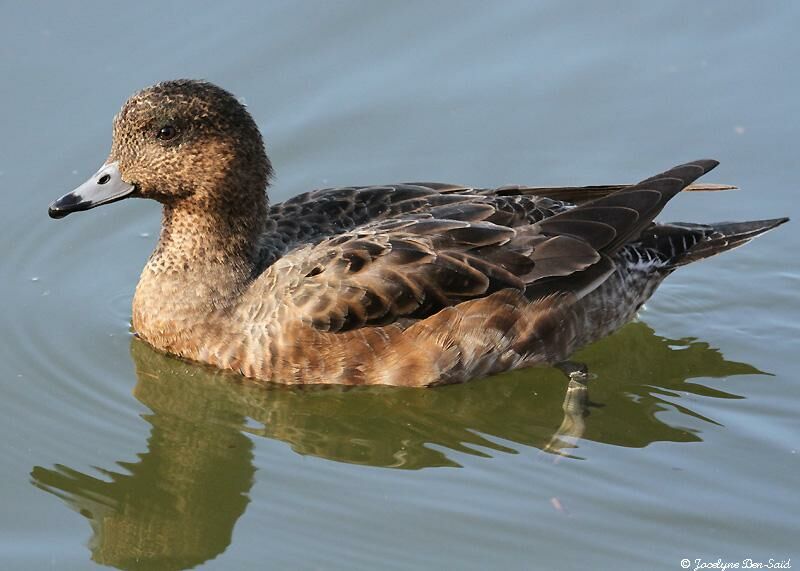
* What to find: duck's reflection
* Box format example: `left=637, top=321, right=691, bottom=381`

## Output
left=31, top=321, right=762, bottom=570
left=32, top=354, right=255, bottom=571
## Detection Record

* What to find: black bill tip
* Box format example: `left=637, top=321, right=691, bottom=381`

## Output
left=48, top=208, right=69, bottom=219
left=48, top=193, right=88, bottom=219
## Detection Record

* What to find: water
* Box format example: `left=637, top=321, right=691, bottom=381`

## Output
left=1, top=2, right=798, bottom=570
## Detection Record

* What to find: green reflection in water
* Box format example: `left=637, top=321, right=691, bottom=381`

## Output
left=31, top=321, right=762, bottom=570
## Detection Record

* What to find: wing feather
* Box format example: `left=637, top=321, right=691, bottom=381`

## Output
left=265, top=160, right=719, bottom=332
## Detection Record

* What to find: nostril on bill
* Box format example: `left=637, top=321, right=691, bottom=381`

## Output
left=98, top=174, right=111, bottom=184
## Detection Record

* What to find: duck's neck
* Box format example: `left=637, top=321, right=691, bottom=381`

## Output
left=155, top=193, right=268, bottom=287
left=132, top=191, right=269, bottom=348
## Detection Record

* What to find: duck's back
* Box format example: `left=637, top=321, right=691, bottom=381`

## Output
left=256, top=183, right=573, bottom=271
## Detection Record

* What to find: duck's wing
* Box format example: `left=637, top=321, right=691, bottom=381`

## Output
left=259, top=184, right=569, bottom=268
left=272, top=159, right=719, bottom=333
left=262, top=178, right=733, bottom=264
left=263, top=184, right=556, bottom=255
left=280, top=214, right=600, bottom=332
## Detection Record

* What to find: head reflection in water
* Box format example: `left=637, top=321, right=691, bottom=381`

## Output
left=31, top=321, right=762, bottom=570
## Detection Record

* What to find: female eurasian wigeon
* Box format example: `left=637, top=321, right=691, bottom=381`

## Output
left=49, top=80, right=788, bottom=386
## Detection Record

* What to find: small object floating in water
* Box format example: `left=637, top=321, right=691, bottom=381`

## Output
left=48, top=80, right=788, bottom=387
left=550, top=497, right=569, bottom=515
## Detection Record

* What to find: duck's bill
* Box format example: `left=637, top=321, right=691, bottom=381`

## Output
left=48, top=162, right=135, bottom=219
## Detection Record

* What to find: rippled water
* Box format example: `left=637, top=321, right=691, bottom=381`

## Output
left=2, top=2, right=798, bottom=570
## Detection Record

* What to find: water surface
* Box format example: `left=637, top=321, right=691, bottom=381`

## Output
left=1, top=2, right=798, bottom=570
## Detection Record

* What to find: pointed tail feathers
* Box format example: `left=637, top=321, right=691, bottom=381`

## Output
left=670, top=217, right=789, bottom=266
left=638, top=217, right=789, bottom=268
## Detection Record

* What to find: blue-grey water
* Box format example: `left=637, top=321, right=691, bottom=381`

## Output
left=1, top=2, right=798, bottom=570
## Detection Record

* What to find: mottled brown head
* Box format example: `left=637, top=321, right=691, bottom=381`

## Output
left=113, top=80, right=272, bottom=203
left=49, top=80, right=272, bottom=219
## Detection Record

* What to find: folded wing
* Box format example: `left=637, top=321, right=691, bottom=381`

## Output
left=277, top=159, right=719, bottom=332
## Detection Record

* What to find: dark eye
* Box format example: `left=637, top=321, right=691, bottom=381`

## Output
left=156, top=125, right=178, bottom=141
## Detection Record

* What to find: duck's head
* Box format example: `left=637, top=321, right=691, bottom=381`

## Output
left=49, top=80, right=272, bottom=219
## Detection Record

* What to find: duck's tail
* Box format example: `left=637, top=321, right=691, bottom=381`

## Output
left=636, top=217, right=789, bottom=268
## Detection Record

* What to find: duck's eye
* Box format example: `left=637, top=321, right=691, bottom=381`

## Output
left=156, top=125, right=178, bottom=141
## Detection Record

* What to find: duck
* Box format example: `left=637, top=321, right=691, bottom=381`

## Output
left=48, top=80, right=788, bottom=387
